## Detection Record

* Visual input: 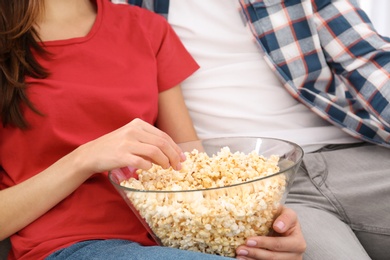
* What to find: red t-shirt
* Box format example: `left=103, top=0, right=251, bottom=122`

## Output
left=0, top=0, right=199, bottom=259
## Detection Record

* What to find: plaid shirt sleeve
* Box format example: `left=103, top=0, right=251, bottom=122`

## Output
left=313, top=1, right=390, bottom=133
left=241, top=0, right=390, bottom=147
left=126, top=0, right=168, bottom=17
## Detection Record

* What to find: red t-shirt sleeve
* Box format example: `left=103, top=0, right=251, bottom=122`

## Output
left=137, top=9, right=200, bottom=92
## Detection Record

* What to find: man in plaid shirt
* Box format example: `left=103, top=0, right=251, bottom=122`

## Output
left=123, top=0, right=390, bottom=259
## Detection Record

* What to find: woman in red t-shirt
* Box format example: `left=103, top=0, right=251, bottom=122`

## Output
left=0, top=0, right=304, bottom=259
left=0, top=0, right=201, bottom=258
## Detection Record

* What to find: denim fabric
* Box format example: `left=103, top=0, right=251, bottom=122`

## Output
left=46, top=239, right=233, bottom=260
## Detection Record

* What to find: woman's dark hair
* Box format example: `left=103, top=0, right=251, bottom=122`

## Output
left=0, top=0, right=48, bottom=129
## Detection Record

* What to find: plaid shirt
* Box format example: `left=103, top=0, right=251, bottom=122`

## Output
left=126, top=0, right=390, bottom=148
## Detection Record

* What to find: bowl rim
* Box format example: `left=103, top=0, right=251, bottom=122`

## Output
left=108, top=136, right=304, bottom=193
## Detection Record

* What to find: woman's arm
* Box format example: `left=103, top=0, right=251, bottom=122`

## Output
left=156, top=85, right=199, bottom=144
left=0, top=105, right=192, bottom=240
left=0, top=150, right=91, bottom=240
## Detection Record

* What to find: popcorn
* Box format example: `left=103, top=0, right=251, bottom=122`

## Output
left=120, top=147, right=286, bottom=257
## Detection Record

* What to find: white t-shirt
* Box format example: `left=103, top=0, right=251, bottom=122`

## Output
left=168, top=0, right=359, bottom=152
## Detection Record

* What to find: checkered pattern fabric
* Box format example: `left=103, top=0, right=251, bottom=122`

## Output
left=126, top=0, right=390, bottom=147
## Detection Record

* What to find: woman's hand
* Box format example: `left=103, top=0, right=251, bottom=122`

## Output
left=76, top=118, right=186, bottom=175
left=0, top=118, right=188, bottom=240
left=235, top=206, right=306, bottom=260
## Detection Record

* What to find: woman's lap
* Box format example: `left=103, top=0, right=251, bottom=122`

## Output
left=46, top=239, right=233, bottom=260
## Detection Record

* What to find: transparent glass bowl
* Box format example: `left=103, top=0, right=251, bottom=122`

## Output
left=109, top=137, right=303, bottom=257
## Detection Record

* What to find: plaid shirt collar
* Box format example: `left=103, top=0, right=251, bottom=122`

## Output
left=127, top=0, right=390, bottom=147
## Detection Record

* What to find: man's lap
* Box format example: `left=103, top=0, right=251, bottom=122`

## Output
left=286, top=143, right=390, bottom=260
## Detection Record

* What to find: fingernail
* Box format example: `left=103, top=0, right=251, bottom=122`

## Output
left=246, top=239, right=257, bottom=246
left=237, top=249, right=249, bottom=256
left=176, top=163, right=182, bottom=171
left=180, top=152, right=186, bottom=161
left=275, top=220, right=285, bottom=231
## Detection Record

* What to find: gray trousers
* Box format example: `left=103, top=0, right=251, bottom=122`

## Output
left=286, top=143, right=390, bottom=260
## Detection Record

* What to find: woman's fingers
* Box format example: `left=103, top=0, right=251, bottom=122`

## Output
left=235, top=206, right=305, bottom=260
left=272, top=206, right=299, bottom=234
left=124, top=119, right=185, bottom=170
left=236, top=236, right=304, bottom=259
left=124, top=141, right=178, bottom=170
left=236, top=249, right=301, bottom=260
left=81, top=118, right=186, bottom=173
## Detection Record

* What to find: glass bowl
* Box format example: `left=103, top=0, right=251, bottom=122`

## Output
left=108, top=137, right=303, bottom=257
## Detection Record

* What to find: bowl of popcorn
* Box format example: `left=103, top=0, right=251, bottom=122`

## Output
left=109, top=137, right=303, bottom=257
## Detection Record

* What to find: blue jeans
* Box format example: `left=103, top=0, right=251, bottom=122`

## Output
left=46, top=239, right=233, bottom=260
